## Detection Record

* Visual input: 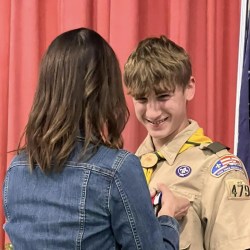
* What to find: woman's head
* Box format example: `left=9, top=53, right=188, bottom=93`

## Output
left=24, top=28, right=129, bottom=172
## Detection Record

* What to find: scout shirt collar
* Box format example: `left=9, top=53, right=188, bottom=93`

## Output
left=137, top=120, right=202, bottom=165
left=159, top=120, right=201, bottom=165
left=137, top=120, right=213, bottom=184
left=155, top=120, right=212, bottom=164
left=136, top=120, right=212, bottom=183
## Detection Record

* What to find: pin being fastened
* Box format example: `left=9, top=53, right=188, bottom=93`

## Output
left=152, top=191, right=162, bottom=216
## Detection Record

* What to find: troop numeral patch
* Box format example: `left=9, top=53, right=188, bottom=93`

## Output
left=225, top=179, right=250, bottom=200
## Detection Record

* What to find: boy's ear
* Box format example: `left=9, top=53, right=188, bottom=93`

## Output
left=185, top=76, right=195, bottom=101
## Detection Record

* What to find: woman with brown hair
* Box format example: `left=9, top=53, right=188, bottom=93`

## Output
left=3, top=28, right=189, bottom=249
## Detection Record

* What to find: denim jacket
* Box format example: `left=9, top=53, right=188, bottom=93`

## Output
left=3, top=141, right=179, bottom=249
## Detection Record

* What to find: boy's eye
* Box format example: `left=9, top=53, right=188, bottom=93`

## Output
left=134, top=97, right=147, bottom=103
left=157, top=94, right=171, bottom=100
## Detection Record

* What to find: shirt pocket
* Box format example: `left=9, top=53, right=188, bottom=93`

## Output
left=179, top=194, right=195, bottom=250
left=170, top=187, right=204, bottom=250
left=179, top=207, right=194, bottom=250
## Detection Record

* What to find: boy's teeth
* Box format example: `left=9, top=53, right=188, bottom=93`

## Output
left=152, top=119, right=164, bottom=125
left=150, top=117, right=168, bottom=125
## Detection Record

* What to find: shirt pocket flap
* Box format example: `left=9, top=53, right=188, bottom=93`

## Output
left=170, top=186, right=197, bottom=202
left=180, top=240, right=191, bottom=250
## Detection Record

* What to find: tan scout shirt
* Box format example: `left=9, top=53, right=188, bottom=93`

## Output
left=136, top=120, right=250, bottom=250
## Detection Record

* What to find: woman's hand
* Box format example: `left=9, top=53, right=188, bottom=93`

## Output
left=150, top=183, right=190, bottom=220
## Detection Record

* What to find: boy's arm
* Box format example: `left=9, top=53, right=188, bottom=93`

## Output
left=202, top=167, right=250, bottom=250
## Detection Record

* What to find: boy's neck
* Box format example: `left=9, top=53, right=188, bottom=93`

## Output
left=152, top=136, right=174, bottom=151
left=151, top=120, right=190, bottom=151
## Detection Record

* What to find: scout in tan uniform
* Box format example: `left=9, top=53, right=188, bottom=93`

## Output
left=124, top=35, right=250, bottom=250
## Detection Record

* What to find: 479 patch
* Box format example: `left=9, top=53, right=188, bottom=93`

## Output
left=225, top=179, right=250, bottom=200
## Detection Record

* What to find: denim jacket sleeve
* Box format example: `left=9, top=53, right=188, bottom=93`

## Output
left=109, top=151, right=179, bottom=250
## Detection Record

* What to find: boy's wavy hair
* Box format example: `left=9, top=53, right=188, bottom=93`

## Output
left=124, top=35, right=192, bottom=97
left=20, top=28, right=129, bottom=173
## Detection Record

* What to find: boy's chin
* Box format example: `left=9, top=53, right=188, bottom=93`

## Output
left=149, top=132, right=169, bottom=140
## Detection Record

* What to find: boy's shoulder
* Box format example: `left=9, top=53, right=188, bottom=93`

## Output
left=199, top=142, right=248, bottom=179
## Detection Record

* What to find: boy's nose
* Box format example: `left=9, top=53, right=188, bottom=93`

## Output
left=146, top=102, right=162, bottom=120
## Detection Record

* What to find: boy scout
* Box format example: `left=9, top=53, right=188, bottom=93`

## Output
left=124, top=35, right=250, bottom=250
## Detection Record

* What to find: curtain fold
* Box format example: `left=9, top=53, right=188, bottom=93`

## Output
left=0, top=0, right=241, bottom=247
left=0, top=0, right=11, bottom=246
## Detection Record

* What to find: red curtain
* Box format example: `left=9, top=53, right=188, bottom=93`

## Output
left=0, top=0, right=241, bottom=247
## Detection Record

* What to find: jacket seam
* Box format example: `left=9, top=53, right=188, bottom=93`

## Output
left=111, top=151, right=142, bottom=250
left=75, top=170, right=90, bottom=249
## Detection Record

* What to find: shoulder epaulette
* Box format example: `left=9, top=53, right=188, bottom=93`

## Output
left=205, top=142, right=230, bottom=154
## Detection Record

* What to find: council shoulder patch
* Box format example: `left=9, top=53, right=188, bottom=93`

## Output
left=225, top=179, right=250, bottom=200
left=211, top=155, right=244, bottom=177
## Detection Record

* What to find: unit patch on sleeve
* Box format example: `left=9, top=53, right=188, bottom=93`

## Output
left=210, top=155, right=245, bottom=177
left=225, top=179, right=250, bottom=200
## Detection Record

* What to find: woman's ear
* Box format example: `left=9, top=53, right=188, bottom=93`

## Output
left=185, top=76, right=195, bottom=101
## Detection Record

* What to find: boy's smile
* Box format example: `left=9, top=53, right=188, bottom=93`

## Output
left=146, top=117, right=168, bottom=125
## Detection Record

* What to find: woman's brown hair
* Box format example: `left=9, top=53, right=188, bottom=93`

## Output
left=21, top=28, right=129, bottom=173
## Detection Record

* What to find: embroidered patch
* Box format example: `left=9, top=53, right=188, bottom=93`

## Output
left=211, top=155, right=244, bottom=177
left=225, top=179, right=250, bottom=200
left=176, top=165, right=192, bottom=177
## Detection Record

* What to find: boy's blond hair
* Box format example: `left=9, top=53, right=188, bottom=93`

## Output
left=124, top=35, right=192, bottom=97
